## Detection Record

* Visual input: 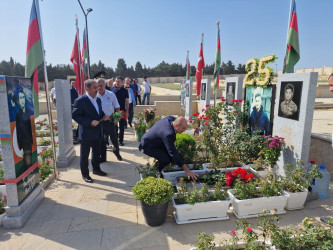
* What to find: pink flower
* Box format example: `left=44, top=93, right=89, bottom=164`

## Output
left=230, top=231, right=236, bottom=235
left=247, top=228, right=252, bottom=233
left=3, top=195, right=7, bottom=199
left=202, top=109, right=205, bottom=112
left=204, top=121, right=209, bottom=126
left=238, top=99, right=243, bottom=103
left=221, top=97, right=225, bottom=101
left=205, top=104, right=210, bottom=107
left=189, top=145, right=192, bottom=148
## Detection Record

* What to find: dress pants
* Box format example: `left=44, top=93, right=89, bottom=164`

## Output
left=128, top=103, right=134, bottom=126
left=80, top=138, right=102, bottom=177
left=116, top=119, right=126, bottom=143
left=101, top=122, right=119, bottom=162
left=141, top=146, right=172, bottom=171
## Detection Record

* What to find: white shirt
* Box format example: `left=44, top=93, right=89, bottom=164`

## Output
left=86, top=92, right=100, bottom=115
left=97, top=90, right=120, bottom=116
left=51, top=87, right=56, bottom=99
left=136, top=83, right=141, bottom=95
left=142, top=81, right=151, bottom=94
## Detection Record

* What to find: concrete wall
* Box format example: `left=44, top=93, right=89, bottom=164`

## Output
left=134, top=101, right=200, bottom=116
left=277, top=66, right=333, bottom=76
left=309, top=134, right=333, bottom=177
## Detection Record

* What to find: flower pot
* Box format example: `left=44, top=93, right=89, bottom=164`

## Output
left=172, top=194, right=231, bottom=224
left=161, top=164, right=208, bottom=185
left=141, top=200, right=169, bottom=227
left=228, top=189, right=289, bottom=218
left=285, top=189, right=308, bottom=210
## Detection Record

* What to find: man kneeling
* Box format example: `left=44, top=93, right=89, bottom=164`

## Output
left=139, top=116, right=198, bottom=180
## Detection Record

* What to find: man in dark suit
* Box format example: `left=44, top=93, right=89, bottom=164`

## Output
left=70, top=80, right=79, bottom=109
left=139, top=116, right=198, bottom=180
left=72, top=79, right=109, bottom=183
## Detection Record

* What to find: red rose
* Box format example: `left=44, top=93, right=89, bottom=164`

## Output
left=238, top=99, right=243, bottom=103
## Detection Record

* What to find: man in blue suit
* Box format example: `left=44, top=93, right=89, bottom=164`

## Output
left=72, top=79, right=109, bottom=183
left=139, top=116, right=198, bottom=180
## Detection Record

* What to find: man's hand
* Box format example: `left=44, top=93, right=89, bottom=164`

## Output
left=103, top=115, right=110, bottom=121
left=182, top=164, right=198, bottom=180
left=91, top=120, right=99, bottom=127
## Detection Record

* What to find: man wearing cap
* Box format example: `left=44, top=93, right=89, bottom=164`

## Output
left=111, top=76, right=129, bottom=146
left=72, top=79, right=109, bottom=183
left=97, top=78, right=123, bottom=162
left=142, top=76, right=151, bottom=105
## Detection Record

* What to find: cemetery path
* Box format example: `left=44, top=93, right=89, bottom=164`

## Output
left=0, top=126, right=332, bottom=249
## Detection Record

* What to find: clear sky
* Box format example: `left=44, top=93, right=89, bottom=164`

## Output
left=0, top=0, right=332, bottom=72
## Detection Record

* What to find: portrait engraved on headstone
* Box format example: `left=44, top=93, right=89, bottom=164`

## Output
left=278, top=81, right=302, bottom=121
left=201, top=82, right=206, bottom=100
left=186, top=82, right=189, bottom=97
left=226, top=82, right=235, bottom=105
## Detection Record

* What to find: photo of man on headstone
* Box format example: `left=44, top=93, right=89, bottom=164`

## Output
left=278, top=82, right=302, bottom=121
left=186, top=82, right=189, bottom=97
left=201, top=82, right=206, bottom=100
left=245, top=86, right=275, bottom=136
left=226, top=82, right=235, bottom=106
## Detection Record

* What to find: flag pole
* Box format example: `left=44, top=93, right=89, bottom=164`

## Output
left=75, top=15, right=83, bottom=95
left=283, top=0, right=295, bottom=73
left=35, top=0, right=58, bottom=178
left=201, top=33, right=204, bottom=76
left=214, top=22, right=220, bottom=107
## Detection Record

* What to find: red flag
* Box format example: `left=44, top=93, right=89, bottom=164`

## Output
left=196, top=42, right=205, bottom=96
left=70, top=31, right=84, bottom=94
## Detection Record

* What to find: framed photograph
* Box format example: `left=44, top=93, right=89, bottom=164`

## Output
left=244, top=85, right=276, bottom=136
left=201, top=82, right=206, bottom=100
left=278, top=81, right=302, bottom=121
left=186, top=82, right=189, bottom=97
left=226, top=82, right=236, bottom=106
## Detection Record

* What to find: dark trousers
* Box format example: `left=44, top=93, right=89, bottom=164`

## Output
left=136, top=94, right=141, bottom=105
left=116, top=119, right=126, bottom=143
left=80, top=138, right=102, bottom=177
left=101, top=122, right=119, bottom=162
left=128, top=103, right=134, bottom=126
left=141, top=146, right=172, bottom=171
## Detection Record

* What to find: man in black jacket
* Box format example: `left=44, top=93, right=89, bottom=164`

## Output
left=139, top=116, right=198, bottom=180
left=72, top=79, right=109, bottom=183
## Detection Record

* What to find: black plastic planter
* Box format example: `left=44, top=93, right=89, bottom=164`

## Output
left=141, top=201, right=169, bottom=227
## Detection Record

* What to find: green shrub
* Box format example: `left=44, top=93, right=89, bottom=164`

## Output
left=132, top=177, right=174, bottom=206
left=39, top=161, right=53, bottom=181
left=0, top=168, right=4, bottom=183
left=175, top=133, right=196, bottom=164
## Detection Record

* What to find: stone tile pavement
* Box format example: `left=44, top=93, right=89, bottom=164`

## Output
left=0, top=118, right=332, bottom=249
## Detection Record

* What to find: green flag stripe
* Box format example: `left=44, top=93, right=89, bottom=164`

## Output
left=25, top=41, right=43, bottom=77
left=287, top=28, right=300, bottom=56
left=213, top=50, right=221, bottom=92
left=33, top=88, right=39, bottom=117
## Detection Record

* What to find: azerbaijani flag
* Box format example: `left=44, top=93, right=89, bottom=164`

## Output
left=82, top=28, right=88, bottom=80
left=283, top=0, right=300, bottom=73
left=196, top=42, right=205, bottom=96
left=185, top=52, right=191, bottom=81
left=25, top=0, right=43, bottom=117
left=213, top=26, right=221, bottom=93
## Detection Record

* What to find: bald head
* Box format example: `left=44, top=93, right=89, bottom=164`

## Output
left=173, top=116, right=188, bottom=134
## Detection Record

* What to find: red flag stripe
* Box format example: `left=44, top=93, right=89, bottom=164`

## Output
left=289, top=12, right=298, bottom=33
left=26, top=19, right=41, bottom=54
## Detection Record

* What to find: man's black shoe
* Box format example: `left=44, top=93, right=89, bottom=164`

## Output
left=119, top=141, right=124, bottom=146
left=129, top=123, right=132, bottom=128
left=113, top=151, right=122, bottom=161
left=93, top=170, right=107, bottom=176
left=83, top=176, right=93, bottom=183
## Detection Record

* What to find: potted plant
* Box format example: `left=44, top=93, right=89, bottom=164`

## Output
left=134, top=120, right=147, bottom=142
left=132, top=176, right=174, bottom=227
left=281, top=160, right=321, bottom=210
left=228, top=175, right=289, bottom=218
left=261, top=135, right=285, bottom=177
left=136, top=162, right=160, bottom=180
left=172, top=180, right=231, bottom=224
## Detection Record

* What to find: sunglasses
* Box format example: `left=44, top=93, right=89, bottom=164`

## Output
left=125, top=87, right=130, bottom=89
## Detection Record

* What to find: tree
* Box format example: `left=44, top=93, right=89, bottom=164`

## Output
left=115, top=58, right=127, bottom=77
left=135, top=61, right=143, bottom=77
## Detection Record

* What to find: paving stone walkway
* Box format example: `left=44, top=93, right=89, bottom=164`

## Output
left=1, top=126, right=332, bottom=250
